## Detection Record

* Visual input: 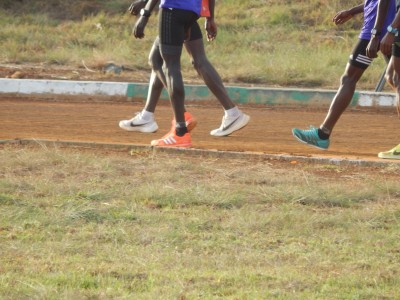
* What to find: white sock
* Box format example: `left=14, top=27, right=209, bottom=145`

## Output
left=141, top=109, right=154, bottom=121
left=224, top=106, right=240, bottom=118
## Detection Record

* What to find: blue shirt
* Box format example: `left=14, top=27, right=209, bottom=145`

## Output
left=360, top=0, right=396, bottom=40
left=160, top=0, right=202, bottom=16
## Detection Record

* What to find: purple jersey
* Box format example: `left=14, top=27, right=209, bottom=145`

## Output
left=359, top=0, right=396, bottom=40
left=160, top=0, right=202, bottom=16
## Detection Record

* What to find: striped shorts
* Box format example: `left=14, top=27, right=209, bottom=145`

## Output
left=348, top=39, right=375, bottom=70
left=158, top=8, right=199, bottom=55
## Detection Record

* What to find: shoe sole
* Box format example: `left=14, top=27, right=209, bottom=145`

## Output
left=292, top=129, right=329, bottom=150
left=210, top=114, right=250, bottom=137
left=152, top=144, right=192, bottom=148
left=150, top=141, right=192, bottom=148
left=119, top=121, right=158, bottom=133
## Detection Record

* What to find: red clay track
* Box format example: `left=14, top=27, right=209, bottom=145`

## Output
left=1, top=96, right=399, bottom=163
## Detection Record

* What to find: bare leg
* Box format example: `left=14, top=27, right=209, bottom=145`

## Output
left=378, top=55, right=400, bottom=158
left=320, top=63, right=365, bottom=133
left=144, top=38, right=167, bottom=113
left=184, top=38, right=235, bottom=110
left=393, top=55, right=400, bottom=115
left=144, top=38, right=191, bottom=115
left=160, top=48, right=186, bottom=124
left=385, top=56, right=396, bottom=89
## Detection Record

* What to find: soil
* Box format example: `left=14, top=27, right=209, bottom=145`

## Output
left=1, top=96, right=400, bottom=165
left=1, top=62, right=400, bottom=176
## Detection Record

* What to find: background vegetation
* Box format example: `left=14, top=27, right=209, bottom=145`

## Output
left=0, top=0, right=389, bottom=89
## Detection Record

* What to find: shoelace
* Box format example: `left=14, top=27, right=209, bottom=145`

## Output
left=301, top=127, right=319, bottom=142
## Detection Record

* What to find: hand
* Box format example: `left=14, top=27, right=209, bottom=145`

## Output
left=128, top=0, right=146, bottom=16
left=205, top=18, right=217, bottom=41
left=380, top=33, right=395, bottom=56
left=366, top=36, right=380, bottom=58
left=133, top=16, right=149, bottom=39
left=332, top=10, right=353, bottom=25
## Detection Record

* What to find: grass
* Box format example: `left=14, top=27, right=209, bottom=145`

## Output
left=1, top=1, right=399, bottom=297
left=1, top=144, right=400, bottom=298
left=0, top=0, right=390, bottom=90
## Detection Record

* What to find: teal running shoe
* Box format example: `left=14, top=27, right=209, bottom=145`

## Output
left=292, top=126, right=330, bottom=150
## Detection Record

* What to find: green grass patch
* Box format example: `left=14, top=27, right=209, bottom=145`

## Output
left=0, top=145, right=399, bottom=298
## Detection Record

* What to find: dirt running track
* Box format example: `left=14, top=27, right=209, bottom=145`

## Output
left=1, top=96, right=400, bottom=163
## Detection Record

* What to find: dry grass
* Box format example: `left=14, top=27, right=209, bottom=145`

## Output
left=0, top=0, right=390, bottom=90
left=1, top=144, right=400, bottom=298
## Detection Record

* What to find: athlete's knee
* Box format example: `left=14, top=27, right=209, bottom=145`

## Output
left=385, top=71, right=395, bottom=87
left=164, top=65, right=179, bottom=81
left=340, top=73, right=358, bottom=86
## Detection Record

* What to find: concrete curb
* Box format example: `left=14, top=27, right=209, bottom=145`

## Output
left=0, top=78, right=397, bottom=107
left=1, top=139, right=399, bottom=167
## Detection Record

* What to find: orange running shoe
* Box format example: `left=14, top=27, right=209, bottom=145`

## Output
left=184, top=112, right=197, bottom=132
left=151, top=132, right=192, bottom=148
left=160, top=112, right=197, bottom=139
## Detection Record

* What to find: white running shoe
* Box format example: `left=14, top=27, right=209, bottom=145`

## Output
left=119, top=112, right=158, bottom=133
left=210, top=112, right=250, bottom=137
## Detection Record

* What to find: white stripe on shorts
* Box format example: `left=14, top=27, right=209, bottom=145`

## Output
left=355, top=54, right=372, bottom=66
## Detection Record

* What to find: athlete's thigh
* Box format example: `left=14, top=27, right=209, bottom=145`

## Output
left=188, top=21, right=202, bottom=41
left=185, top=40, right=206, bottom=62
left=184, top=21, right=205, bottom=57
left=348, top=39, right=374, bottom=70
left=342, top=61, right=366, bottom=84
left=158, top=8, right=198, bottom=48
left=392, top=35, right=400, bottom=75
